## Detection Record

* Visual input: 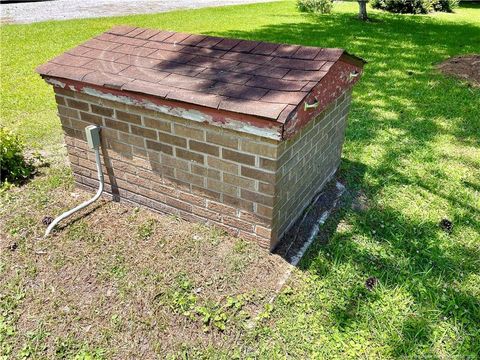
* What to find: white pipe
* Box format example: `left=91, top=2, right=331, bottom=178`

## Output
left=44, top=146, right=104, bottom=237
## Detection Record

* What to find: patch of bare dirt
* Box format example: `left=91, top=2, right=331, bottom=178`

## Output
left=0, top=171, right=291, bottom=358
left=437, top=54, right=480, bottom=87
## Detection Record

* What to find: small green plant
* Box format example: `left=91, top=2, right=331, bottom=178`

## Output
left=0, top=127, right=39, bottom=190
left=195, top=305, right=229, bottom=332
left=137, top=219, right=157, bottom=240
left=297, top=0, right=334, bottom=14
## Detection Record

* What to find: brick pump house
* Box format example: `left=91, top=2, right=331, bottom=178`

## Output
left=37, top=26, right=364, bottom=250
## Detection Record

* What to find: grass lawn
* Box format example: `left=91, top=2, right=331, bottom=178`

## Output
left=1, top=1, right=480, bottom=358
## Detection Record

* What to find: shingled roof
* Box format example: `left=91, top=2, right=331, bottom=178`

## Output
left=37, top=26, right=364, bottom=124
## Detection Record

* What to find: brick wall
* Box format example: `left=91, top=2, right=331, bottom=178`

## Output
left=54, top=86, right=351, bottom=250
left=272, top=90, right=352, bottom=243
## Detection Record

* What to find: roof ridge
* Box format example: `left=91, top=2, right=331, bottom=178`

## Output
left=36, top=26, right=365, bottom=123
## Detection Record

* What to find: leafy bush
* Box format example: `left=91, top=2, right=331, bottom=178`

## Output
left=433, top=0, right=459, bottom=12
left=371, top=0, right=458, bottom=13
left=0, top=127, right=37, bottom=188
left=371, top=0, right=431, bottom=14
left=297, top=0, right=334, bottom=14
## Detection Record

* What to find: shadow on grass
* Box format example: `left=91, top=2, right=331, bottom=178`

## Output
left=215, top=6, right=480, bottom=357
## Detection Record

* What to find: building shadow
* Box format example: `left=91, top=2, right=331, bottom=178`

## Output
left=211, top=7, right=480, bottom=357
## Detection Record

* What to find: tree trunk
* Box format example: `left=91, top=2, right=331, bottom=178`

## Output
left=358, top=1, right=368, bottom=21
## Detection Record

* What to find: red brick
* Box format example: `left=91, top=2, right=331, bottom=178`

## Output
left=239, top=210, right=270, bottom=227
left=158, top=133, right=186, bottom=147
left=55, top=95, right=66, bottom=106
left=223, top=216, right=254, bottom=232
left=66, top=98, right=89, bottom=111
left=189, top=140, right=219, bottom=156
left=145, top=140, right=173, bottom=155
left=91, top=104, right=114, bottom=117
left=192, top=185, right=221, bottom=201
left=179, top=191, right=206, bottom=207
left=143, top=117, right=171, bottom=132
left=79, top=112, right=102, bottom=126
left=164, top=196, right=192, bottom=212
left=241, top=189, right=274, bottom=207
left=222, top=148, right=255, bottom=166
left=176, top=148, right=204, bottom=164
left=192, top=206, right=222, bottom=222
left=222, top=194, right=254, bottom=212
left=255, top=225, right=272, bottom=238
left=131, top=125, right=157, bottom=139
left=115, top=110, right=141, bottom=125
left=241, top=166, right=275, bottom=183
left=207, top=200, right=236, bottom=216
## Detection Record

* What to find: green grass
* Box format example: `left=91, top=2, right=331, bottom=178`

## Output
left=1, top=1, right=480, bottom=358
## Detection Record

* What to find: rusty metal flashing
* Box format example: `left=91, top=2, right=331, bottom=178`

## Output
left=45, top=77, right=284, bottom=141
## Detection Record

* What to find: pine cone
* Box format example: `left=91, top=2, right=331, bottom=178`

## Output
left=439, top=218, right=453, bottom=234
left=42, top=216, right=54, bottom=226
left=365, top=277, right=378, bottom=291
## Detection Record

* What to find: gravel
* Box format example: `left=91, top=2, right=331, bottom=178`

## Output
left=1, top=0, right=274, bottom=24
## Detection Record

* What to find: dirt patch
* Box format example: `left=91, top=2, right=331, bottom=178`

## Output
left=0, top=169, right=291, bottom=358
left=437, top=54, right=480, bottom=87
